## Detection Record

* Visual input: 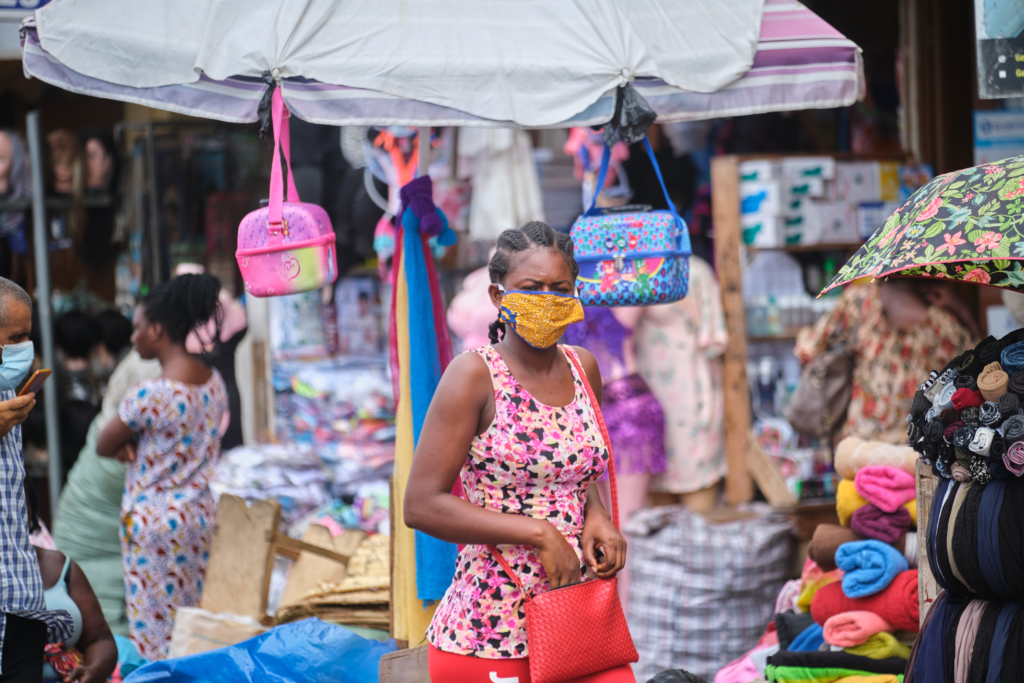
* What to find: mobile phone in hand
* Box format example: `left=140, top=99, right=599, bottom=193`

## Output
left=18, top=369, right=51, bottom=397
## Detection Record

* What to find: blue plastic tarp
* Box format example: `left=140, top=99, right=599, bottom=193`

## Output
left=124, top=618, right=397, bottom=683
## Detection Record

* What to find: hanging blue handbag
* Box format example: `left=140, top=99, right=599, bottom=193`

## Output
left=570, top=138, right=691, bottom=307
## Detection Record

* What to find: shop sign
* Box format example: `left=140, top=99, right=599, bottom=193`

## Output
left=0, top=0, right=50, bottom=20
left=975, top=0, right=1024, bottom=98
left=974, top=110, right=1024, bottom=165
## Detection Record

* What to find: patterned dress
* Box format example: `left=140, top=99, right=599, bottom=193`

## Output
left=426, top=345, right=609, bottom=659
left=795, top=283, right=974, bottom=444
left=118, top=372, right=227, bottom=660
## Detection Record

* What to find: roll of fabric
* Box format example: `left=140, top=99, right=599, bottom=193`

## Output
left=905, top=499, right=917, bottom=529
left=925, top=406, right=941, bottom=425
left=991, top=434, right=1006, bottom=459
left=952, top=389, right=984, bottom=412
left=960, top=406, right=981, bottom=428
left=980, top=402, right=1002, bottom=426
left=1003, top=442, right=1024, bottom=476
left=810, top=571, right=919, bottom=632
left=954, top=374, right=978, bottom=391
left=952, top=462, right=971, bottom=482
left=903, top=531, right=918, bottom=568
left=910, top=391, right=932, bottom=423
left=978, top=362, right=1010, bottom=402
left=959, top=350, right=981, bottom=377
left=838, top=478, right=870, bottom=527
left=969, top=455, right=992, bottom=485
left=944, top=421, right=965, bottom=443
left=809, top=525, right=864, bottom=572
left=850, top=505, right=911, bottom=545
left=833, top=438, right=918, bottom=481
left=776, top=611, right=817, bottom=652
left=979, top=336, right=1001, bottom=366
left=765, top=651, right=908, bottom=677
left=989, top=457, right=1010, bottom=481
left=998, top=392, right=1020, bottom=419
left=854, top=466, right=917, bottom=514
left=937, top=383, right=958, bottom=411
left=954, top=600, right=988, bottom=683
left=968, top=427, right=995, bottom=456
left=835, top=540, right=910, bottom=598
left=1008, top=371, right=1024, bottom=397
left=940, top=408, right=961, bottom=426
left=924, top=420, right=946, bottom=444
left=788, top=622, right=825, bottom=653
left=845, top=632, right=911, bottom=660
left=1004, top=414, right=1024, bottom=442
left=823, top=612, right=896, bottom=648
left=953, top=427, right=976, bottom=452
left=1001, top=341, right=1024, bottom=374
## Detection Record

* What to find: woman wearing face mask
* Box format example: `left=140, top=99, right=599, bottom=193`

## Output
left=405, top=222, right=632, bottom=682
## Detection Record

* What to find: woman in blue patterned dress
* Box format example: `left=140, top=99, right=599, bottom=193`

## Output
left=97, top=274, right=227, bottom=660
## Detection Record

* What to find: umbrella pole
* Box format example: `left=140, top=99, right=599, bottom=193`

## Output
left=418, top=127, right=430, bottom=178
left=26, top=111, right=62, bottom=519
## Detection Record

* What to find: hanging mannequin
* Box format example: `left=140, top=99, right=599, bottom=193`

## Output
left=47, top=129, right=85, bottom=246
left=80, top=128, right=119, bottom=272
left=82, top=129, right=116, bottom=192
left=0, top=130, right=31, bottom=259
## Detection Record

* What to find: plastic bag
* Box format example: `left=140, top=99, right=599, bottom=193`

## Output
left=124, top=618, right=396, bottom=683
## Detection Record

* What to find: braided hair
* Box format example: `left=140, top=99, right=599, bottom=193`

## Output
left=143, top=273, right=223, bottom=348
left=487, top=221, right=579, bottom=344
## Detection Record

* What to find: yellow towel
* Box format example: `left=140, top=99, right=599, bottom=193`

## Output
left=845, top=631, right=911, bottom=660
left=905, top=499, right=917, bottom=529
left=837, top=479, right=868, bottom=527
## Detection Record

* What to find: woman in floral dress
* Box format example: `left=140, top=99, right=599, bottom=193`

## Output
left=405, top=222, right=632, bottom=682
left=97, top=274, right=227, bottom=659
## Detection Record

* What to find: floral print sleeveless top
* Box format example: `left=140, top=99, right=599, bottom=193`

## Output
left=426, top=345, right=609, bottom=659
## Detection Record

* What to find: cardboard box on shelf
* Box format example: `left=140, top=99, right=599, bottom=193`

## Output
left=834, top=161, right=883, bottom=204
left=742, top=212, right=783, bottom=248
left=783, top=213, right=818, bottom=246
left=812, top=202, right=860, bottom=244
left=879, top=162, right=900, bottom=202
left=739, top=160, right=782, bottom=182
left=782, top=156, right=837, bottom=180
left=740, top=180, right=783, bottom=216
left=785, top=177, right=827, bottom=199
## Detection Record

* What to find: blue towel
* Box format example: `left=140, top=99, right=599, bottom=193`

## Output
left=835, top=539, right=910, bottom=598
left=788, top=623, right=824, bottom=652
left=1003, top=341, right=1024, bottom=374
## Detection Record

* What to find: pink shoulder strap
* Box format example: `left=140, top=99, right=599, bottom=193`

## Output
left=268, top=87, right=301, bottom=244
left=487, top=349, right=619, bottom=600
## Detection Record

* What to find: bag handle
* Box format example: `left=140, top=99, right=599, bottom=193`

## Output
left=488, top=347, right=619, bottom=601
left=268, top=87, right=301, bottom=242
left=584, top=137, right=682, bottom=235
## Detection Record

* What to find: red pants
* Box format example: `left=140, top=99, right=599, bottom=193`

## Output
left=428, top=645, right=636, bottom=683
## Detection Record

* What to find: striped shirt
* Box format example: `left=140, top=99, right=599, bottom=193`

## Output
left=0, top=389, right=72, bottom=672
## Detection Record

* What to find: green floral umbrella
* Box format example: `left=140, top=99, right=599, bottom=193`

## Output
left=822, top=154, right=1024, bottom=294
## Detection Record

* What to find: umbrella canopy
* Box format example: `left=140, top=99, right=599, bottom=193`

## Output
left=21, top=0, right=864, bottom=127
left=822, top=155, right=1024, bottom=294
left=27, top=0, right=763, bottom=128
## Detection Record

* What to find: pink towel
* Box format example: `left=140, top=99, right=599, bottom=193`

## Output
left=823, top=611, right=895, bottom=647
left=855, top=466, right=917, bottom=514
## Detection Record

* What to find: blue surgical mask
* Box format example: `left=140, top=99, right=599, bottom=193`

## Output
left=0, top=341, right=34, bottom=392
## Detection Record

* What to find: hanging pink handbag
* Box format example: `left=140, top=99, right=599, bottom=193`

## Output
left=236, top=88, right=338, bottom=297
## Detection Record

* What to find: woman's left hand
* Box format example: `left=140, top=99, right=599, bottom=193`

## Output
left=581, top=512, right=626, bottom=579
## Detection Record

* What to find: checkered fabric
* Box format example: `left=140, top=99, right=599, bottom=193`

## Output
left=0, top=389, right=73, bottom=673
left=625, top=505, right=792, bottom=682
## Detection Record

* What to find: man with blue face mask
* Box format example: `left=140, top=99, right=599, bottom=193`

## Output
left=0, top=277, right=72, bottom=682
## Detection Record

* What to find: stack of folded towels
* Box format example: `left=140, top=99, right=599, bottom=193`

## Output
left=755, top=440, right=920, bottom=683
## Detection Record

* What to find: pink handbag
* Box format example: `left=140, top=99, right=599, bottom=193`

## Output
left=235, top=88, right=338, bottom=297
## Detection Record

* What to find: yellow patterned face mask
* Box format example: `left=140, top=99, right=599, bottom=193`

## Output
left=497, top=286, right=585, bottom=349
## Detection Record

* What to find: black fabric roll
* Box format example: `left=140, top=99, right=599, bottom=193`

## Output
left=938, top=442, right=955, bottom=466
left=945, top=599, right=971, bottom=683
left=954, top=482, right=992, bottom=596
left=955, top=447, right=973, bottom=469
left=1005, top=415, right=1024, bottom=442
left=939, top=408, right=960, bottom=425
left=765, top=651, right=907, bottom=676
left=961, top=406, right=981, bottom=427
left=956, top=374, right=979, bottom=391
left=934, top=461, right=949, bottom=479
left=954, top=426, right=977, bottom=450
left=1000, top=393, right=1020, bottom=418
left=909, top=422, right=923, bottom=444
left=991, top=457, right=1011, bottom=480
left=920, top=440, right=938, bottom=461
left=1009, top=371, right=1024, bottom=397
left=993, top=434, right=1007, bottom=459
left=961, top=351, right=981, bottom=377
left=925, top=420, right=946, bottom=443
left=911, top=390, right=932, bottom=422
left=1001, top=607, right=1022, bottom=683
left=980, top=335, right=1001, bottom=365
left=775, top=612, right=815, bottom=651
left=981, top=401, right=1003, bottom=426
left=970, top=600, right=1002, bottom=683
left=936, top=481, right=970, bottom=596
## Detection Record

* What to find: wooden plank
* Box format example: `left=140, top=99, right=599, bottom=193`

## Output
left=916, top=459, right=938, bottom=628
left=276, top=526, right=367, bottom=614
left=271, top=533, right=357, bottom=566
left=747, top=436, right=798, bottom=508
left=251, top=340, right=271, bottom=443
left=201, top=494, right=281, bottom=622
left=711, top=155, right=754, bottom=504
left=379, top=644, right=431, bottom=683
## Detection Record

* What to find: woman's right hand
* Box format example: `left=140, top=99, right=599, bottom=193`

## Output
left=535, top=521, right=582, bottom=589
